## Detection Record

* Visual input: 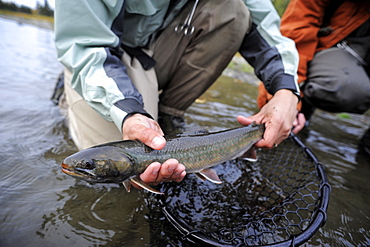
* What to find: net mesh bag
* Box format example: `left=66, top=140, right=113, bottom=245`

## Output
left=146, top=134, right=330, bottom=246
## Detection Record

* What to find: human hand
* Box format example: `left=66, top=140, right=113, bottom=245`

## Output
left=123, top=113, right=166, bottom=150
left=237, top=89, right=299, bottom=148
left=122, top=114, right=186, bottom=186
left=292, top=112, right=306, bottom=134
left=138, top=159, right=186, bottom=186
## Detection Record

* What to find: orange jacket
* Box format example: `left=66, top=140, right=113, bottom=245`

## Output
left=257, top=0, right=370, bottom=110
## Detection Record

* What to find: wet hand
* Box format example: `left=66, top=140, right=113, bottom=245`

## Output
left=139, top=159, right=186, bottom=186
left=122, top=113, right=166, bottom=150
left=122, top=114, right=186, bottom=186
left=237, top=89, right=299, bottom=148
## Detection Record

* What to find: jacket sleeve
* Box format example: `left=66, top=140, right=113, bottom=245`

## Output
left=239, top=0, right=300, bottom=98
left=280, top=0, right=327, bottom=84
left=54, top=0, right=150, bottom=132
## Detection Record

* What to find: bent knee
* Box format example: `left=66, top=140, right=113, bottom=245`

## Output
left=303, top=80, right=370, bottom=113
left=200, top=0, right=251, bottom=37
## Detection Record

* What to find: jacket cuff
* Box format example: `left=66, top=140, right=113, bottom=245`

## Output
left=268, top=74, right=300, bottom=100
left=110, top=99, right=153, bottom=132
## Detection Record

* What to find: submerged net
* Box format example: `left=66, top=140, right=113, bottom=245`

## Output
left=147, top=134, right=330, bottom=246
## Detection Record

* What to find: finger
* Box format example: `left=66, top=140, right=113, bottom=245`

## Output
left=138, top=162, right=161, bottom=187
left=156, top=159, right=181, bottom=182
left=123, top=114, right=166, bottom=150
left=236, top=115, right=260, bottom=125
left=237, top=115, right=270, bottom=147
left=258, top=117, right=278, bottom=148
left=256, top=132, right=288, bottom=148
left=172, top=170, right=186, bottom=183
left=129, top=124, right=166, bottom=150
left=255, top=132, right=276, bottom=148
left=256, top=120, right=290, bottom=148
left=171, top=163, right=186, bottom=183
left=292, top=113, right=306, bottom=134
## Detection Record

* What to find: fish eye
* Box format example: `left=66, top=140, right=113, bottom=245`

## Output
left=83, top=159, right=95, bottom=169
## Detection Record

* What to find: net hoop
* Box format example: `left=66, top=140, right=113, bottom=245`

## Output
left=158, top=133, right=331, bottom=246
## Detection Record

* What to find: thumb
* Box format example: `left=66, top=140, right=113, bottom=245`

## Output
left=134, top=125, right=166, bottom=150
left=122, top=114, right=166, bottom=150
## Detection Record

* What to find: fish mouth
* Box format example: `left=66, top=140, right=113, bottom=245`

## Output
left=61, top=163, right=92, bottom=179
left=61, top=163, right=79, bottom=176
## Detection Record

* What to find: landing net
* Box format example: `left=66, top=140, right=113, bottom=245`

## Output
left=147, top=133, right=330, bottom=246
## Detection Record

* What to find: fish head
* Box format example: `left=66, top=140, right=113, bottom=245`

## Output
left=61, top=146, right=135, bottom=183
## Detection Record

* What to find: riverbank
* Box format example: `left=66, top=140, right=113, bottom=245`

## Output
left=0, top=10, right=53, bottom=30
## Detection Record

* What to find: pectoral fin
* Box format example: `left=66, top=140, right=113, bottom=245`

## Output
left=240, top=146, right=258, bottom=162
left=195, top=169, right=222, bottom=184
left=122, top=180, right=132, bottom=192
left=129, top=176, right=164, bottom=195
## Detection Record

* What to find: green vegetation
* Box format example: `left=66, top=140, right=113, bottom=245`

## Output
left=227, top=55, right=254, bottom=74
left=336, top=113, right=352, bottom=119
left=0, top=9, right=53, bottom=22
left=0, top=0, right=54, bottom=27
left=0, top=0, right=53, bottom=17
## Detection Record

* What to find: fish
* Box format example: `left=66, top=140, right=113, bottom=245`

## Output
left=61, top=123, right=265, bottom=194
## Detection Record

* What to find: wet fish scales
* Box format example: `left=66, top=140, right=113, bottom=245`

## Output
left=61, top=124, right=265, bottom=194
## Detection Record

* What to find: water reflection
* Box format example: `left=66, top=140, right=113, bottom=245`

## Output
left=186, top=75, right=259, bottom=131
left=37, top=183, right=150, bottom=246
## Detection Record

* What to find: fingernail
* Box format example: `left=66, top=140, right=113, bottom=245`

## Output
left=152, top=136, right=164, bottom=147
left=152, top=166, right=160, bottom=175
left=168, top=167, right=174, bottom=172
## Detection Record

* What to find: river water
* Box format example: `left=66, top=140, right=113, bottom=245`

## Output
left=0, top=17, right=369, bottom=246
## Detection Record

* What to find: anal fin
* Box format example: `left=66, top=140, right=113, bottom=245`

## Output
left=130, top=176, right=164, bottom=195
left=240, top=146, right=258, bottom=162
left=122, top=180, right=131, bottom=192
left=196, top=168, right=222, bottom=184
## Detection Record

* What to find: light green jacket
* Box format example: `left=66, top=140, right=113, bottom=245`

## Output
left=55, top=0, right=299, bottom=131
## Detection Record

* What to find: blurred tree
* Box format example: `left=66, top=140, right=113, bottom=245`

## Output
left=36, top=0, right=53, bottom=16
left=0, top=0, right=18, bottom=11
left=18, top=5, right=32, bottom=14
left=0, top=0, right=32, bottom=13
